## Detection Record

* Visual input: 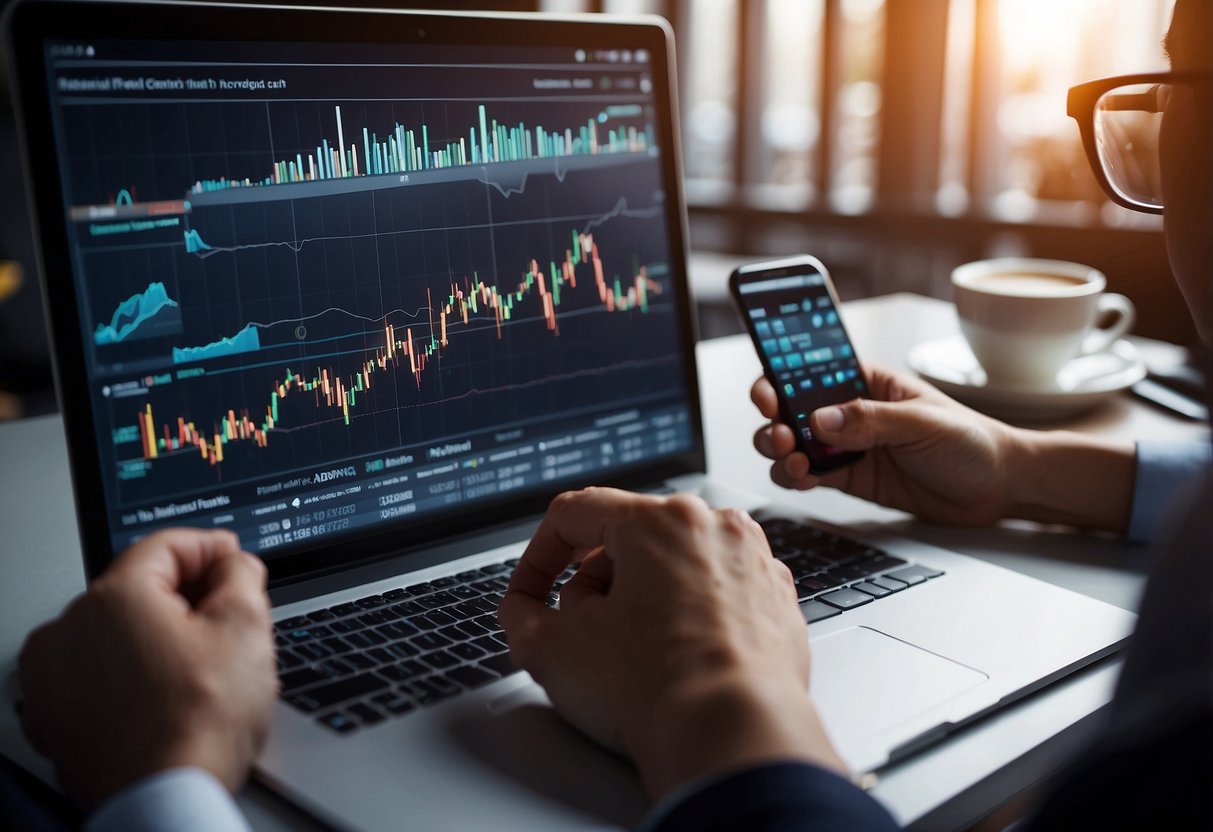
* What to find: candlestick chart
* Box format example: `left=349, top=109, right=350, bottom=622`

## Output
left=135, top=229, right=663, bottom=469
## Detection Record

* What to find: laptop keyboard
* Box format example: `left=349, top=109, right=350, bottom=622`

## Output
left=275, top=559, right=570, bottom=734
left=756, top=515, right=944, bottom=623
left=277, top=518, right=942, bottom=735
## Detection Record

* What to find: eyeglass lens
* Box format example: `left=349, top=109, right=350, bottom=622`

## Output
left=1093, top=82, right=1171, bottom=208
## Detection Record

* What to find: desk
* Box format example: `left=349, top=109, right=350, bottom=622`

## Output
left=0, top=292, right=1206, bottom=830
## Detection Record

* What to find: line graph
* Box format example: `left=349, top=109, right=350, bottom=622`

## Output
left=179, top=195, right=664, bottom=262
left=140, top=229, right=664, bottom=467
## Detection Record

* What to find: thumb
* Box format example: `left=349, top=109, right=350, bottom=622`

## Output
left=497, top=591, right=556, bottom=679
left=196, top=550, right=270, bottom=631
left=810, top=398, right=936, bottom=451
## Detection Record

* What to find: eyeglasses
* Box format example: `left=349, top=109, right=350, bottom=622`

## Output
left=1068, top=72, right=1212, bottom=214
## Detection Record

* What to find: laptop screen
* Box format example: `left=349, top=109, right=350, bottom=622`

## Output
left=26, top=10, right=701, bottom=577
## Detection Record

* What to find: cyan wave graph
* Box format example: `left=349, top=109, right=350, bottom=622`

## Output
left=191, top=103, right=655, bottom=194
left=172, top=324, right=261, bottom=364
left=183, top=229, right=210, bottom=254
left=94, top=282, right=182, bottom=345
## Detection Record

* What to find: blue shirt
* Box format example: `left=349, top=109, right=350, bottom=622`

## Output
left=1127, top=440, right=1211, bottom=543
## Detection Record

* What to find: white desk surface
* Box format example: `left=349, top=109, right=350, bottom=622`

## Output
left=0, top=292, right=1206, bottom=830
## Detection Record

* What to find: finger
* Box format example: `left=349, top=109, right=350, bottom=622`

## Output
left=195, top=549, right=270, bottom=629
left=771, top=556, right=796, bottom=592
left=861, top=362, right=938, bottom=403
left=558, top=548, right=613, bottom=609
left=809, top=398, right=939, bottom=452
left=497, top=590, right=556, bottom=677
left=508, top=487, right=651, bottom=601
left=16, top=623, right=59, bottom=755
left=715, top=506, right=772, bottom=560
left=106, top=528, right=244, bottom=598
left=769, top=452, right=820, bottom=491
left=749, top=376, right=780, bottom=419
left=752, top=421, right=798, bottom=460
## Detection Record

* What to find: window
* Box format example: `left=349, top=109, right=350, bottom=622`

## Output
left=754, top=0, right=825, bottom=205
left=830, top=0, right=884, bottom=214
left=560, top=0, right=1176, bottom=228
left=951, top=0, right=1174, bottom=226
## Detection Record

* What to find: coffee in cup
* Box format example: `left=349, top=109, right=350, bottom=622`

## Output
left=950, top=258, right=1135, bottom=387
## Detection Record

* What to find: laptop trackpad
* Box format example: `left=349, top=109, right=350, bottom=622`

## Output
left=810, top=626, right=989, bottom=761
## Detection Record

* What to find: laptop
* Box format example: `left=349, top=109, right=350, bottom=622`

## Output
left=5, top=1, right=1136, bottom=828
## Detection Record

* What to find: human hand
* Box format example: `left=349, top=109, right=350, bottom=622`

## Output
left=751, top=363, right=1019, bottom=526
left=499, top=488, right=846, bottom=800
left=18, top=528, right=276, bottom=809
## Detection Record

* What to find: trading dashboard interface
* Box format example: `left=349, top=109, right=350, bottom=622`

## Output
left=739, top=272, right=865, bottom=449
left=43, top=37, right=694, bottom=560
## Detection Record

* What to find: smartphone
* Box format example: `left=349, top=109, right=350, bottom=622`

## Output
left=729, top=255, right=867, bottom=475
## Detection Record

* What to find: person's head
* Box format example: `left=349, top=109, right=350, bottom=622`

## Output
left=1160, top=0, right=1213, bottom=340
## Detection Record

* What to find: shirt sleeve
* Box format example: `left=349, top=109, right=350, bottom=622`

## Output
left=85, top=768, right=251, bottom=832
left=1127, top=441, right=1212, bottom=544
left=637, top=761, right=900, bottom=832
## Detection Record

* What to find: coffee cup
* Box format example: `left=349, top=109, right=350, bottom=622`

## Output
left=951, top=258, right=1135, bottom=387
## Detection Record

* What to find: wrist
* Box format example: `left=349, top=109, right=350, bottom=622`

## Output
left=1003, top=428, right=1135, bottom=532
left=626, top=673, right=848, bottom=800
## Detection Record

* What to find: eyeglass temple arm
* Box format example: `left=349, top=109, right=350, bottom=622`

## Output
left=1100, top=88, right=1164, bottom=113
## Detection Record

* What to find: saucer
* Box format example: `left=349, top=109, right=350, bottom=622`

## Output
left=905, top=336, right=1146, bottom=422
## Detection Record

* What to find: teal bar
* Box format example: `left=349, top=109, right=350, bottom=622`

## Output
left=363, top=128, right=371, bottom=177
left=422, top=124, right=430, bottom=169
left=479, top=105, right=489, bottom=163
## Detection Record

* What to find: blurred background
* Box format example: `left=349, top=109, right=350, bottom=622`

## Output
left=0, top=0, right=1185, bottom=420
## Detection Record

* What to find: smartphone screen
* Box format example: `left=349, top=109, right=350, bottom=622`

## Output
left=730, top=258, right=867, bottom=474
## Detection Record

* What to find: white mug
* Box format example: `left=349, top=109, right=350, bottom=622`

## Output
left=951, top=258, right=1136, bottom=387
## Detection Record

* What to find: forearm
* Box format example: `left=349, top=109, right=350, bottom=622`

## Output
left=1004, top=429, right=1136, bottom=533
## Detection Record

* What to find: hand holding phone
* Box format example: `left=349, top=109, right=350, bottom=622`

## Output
left=729, top=256, right=867, bottom=475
